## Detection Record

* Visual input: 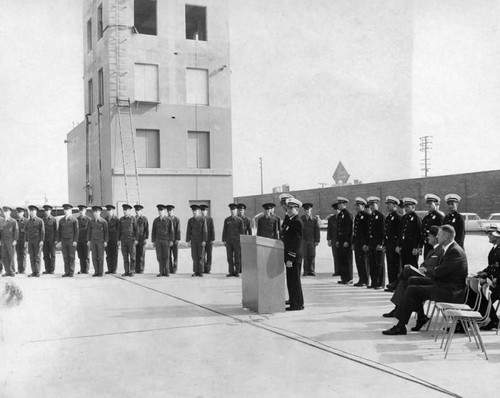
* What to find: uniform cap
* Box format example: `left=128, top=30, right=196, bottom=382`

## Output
left=228, top=203, right=238, bottom=210
left=122, top=204, right=132, bottom=210
left=355, top=197, right=367, bottom=206
left=424, top=194, right=440, bottom=203
left=16, top=207, right=26, bottom=212
left=279, top=193, right=293, bottom=203
left=43, top=205, right=53, bottom=210
left=237, top=203, right=247, bottom=210
left=2, top=206, right=12, bottom=212
left=337, top=197, right=349, bottom=204
left=28, top=205, right=39, bottom=211
left=105, top=204, right=116, bottom=210
left=262, top=203, right=275, bottom=210
left=156, top=204, right=166, bottom=210
left=166, top=205, right=175, bottom=210
left=402, top=197, right=418, bottom=206
left=62, top=204, right=73, bottom=210
left=485, top=224, right=500, bottom=237
left=331, top=203, right=339, bottom=210
left=92, top=205, right=103, bottom=211
left=78, top=205, right=88, bottom=210
left=302, top=203, right=313, bottom=209
left=190, top=204, right=201, bottom=211
left=385, top=196, right=399, bottom=205
left=367, top=196, right=380, bottom=204
left=444, top=194, right=461, bottom=203
left=286, top=198, right=302, bottom=208
left=133, top=204, right=144, bottom=210
left=200, top=205, right=209, bottom=210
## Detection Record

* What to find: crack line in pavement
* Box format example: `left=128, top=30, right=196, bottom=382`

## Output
left=26, top=322, right=229, bottom=344
left=114, top=276, right=462, bottom=398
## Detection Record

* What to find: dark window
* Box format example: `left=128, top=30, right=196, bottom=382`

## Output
left=88, top=79, right=94, bottom=113
left=97, top=4, right=103, bottom=40
left=136, top=129, right=160, bottom=168
left=185, top=5, right=206, bottom=41
left=135, top=0, right=157, bottom=35
left=87, top=19, right=92, bottom=52
left=98, top=68, right=104, bottom=106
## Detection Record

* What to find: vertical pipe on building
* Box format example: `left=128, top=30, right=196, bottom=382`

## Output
left=85, top=113, right=92, bottom=205
left=97, top=104, right=103, bottom=204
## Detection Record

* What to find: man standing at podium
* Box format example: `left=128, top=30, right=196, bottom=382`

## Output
left=283, top=198, right=304, bottom=311
left=257, top=203, right=280, bottom=239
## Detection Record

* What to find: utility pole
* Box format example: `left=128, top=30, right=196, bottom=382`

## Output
left=259, top=157, right=263, bottom=194
left=419, top=135, right=432, bottom=177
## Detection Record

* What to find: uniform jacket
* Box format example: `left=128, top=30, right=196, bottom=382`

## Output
left=257, top=215, right=280, bottom=239
left=57, top=216, right=79, bottom=242
left=25, top=216, right=45, bottom=243
left=77, top=214, right=92, bottom=243
left=204, top=216, right=215, bottom=242
left=384, top=211, right=401, bottom=248
left=136, top=215, right=149, bottom=241
left=477, top=245, right=500, bottom=293
left=105, top=215, right=119, bottom=242
left=443, top=211, right=465, bottom=248
left=398, top=211, right=422, bottom=249
left=326, top=214, right=338, bottom=242
left=169, top=215, right=181, bottom=242
left=300, top=215, right=320, bottom=243
left=422, top=244, right=445, bottom=273
left=43, top=215, right=57, bottom=243
left=421, top=210, right=444, bottom=248
left=152, top=217, right=174, bottom=242
left=16, top=216, right=28, bottom=241
left=87, top=217, right=109, bottom=242
left=118, top=216, right=138, bottom=243
left=282, top=214, right=303, bottom=263
left=0, top=218, right=19, bottom=243
left=186, top=216, right=207, bottom=243
left=241, top=215, right=252, bottom=236
left=427, top=242, right=468, bottom=302
left=337, top=208, right=353, bottom=245
left=368, top=210, right=385, bottom=249
left=352, top=211, right=369, bottom=247
left=222, top=216, right=244, bottom=243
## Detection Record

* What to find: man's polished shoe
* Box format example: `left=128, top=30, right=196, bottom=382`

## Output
left=383, top=308, right=396, bottom=318
left=122, top=272, right=129, bottom=277
left=411, top=316, right=430, bottom=332
left=386, top=281, right=397, bottom=290
left=286, top=306, right=304, bottom=311
left=234, top=273, right=240, bottom=277
left=354, top=281, right=367, bottom=287
left=308, top=272, right=316, bottom=276
left=373, top=285, right=383, bottom=290
left=382, top=325, right=407, bottom=335
left=480, top=321, right=499, bottom=331
left=332, top=273, right=340, bottom=277
left=384, top=287, right=395, bottom=292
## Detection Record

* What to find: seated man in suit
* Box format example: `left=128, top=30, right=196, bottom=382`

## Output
left=383, top=224, right=468, bottom=335
left=383, top=225, right=444, bottom=318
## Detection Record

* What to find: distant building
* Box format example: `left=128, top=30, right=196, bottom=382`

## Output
left=67, top=0, right=232, bottom=229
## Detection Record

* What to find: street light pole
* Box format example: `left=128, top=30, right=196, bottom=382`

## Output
left=259, top=157, right=263, bottom=195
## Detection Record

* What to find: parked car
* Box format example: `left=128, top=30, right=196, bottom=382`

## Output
left=317, top=216, right=328, bottom=230
left=482, top=213, right=500, bottom=229
left=462, top=212, right=484, bottom=232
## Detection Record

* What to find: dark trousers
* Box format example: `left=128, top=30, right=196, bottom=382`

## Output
left=155, top=241, right=171, bottom=275
left=90, top=241, right=105, bottom=275
left=169, top=243, right=178, bottom=273
left=135, top=240, right=146, bottom=273
left=105, top=240, right=118, bottom=273
left=203, top=242, right=213, bottom=273
left=338, top=243, right=353, bottom=282
left=1, top=242, right=15, bottom=275
left=331, top=241, right=339, bottom=275
left=77, top=241, right=90, bottom=273
left=121, top=241, right=136, bottom=274
left=468, top=290, right=500, bottom=324
left=391, top=268, right=432, bottom=306
left=400, top=243, right=418, bottom=268
left=353, top=244, right=368, bottom=283
left=61, top=240, right=76, bottom=276
left=395, top=284, right=434, bottom=325
left=43, top=240, right=56, bottom=273
left=191, top=241, right=204, bottom=275
left=16, top=239, right=26, bottom=273
left=385, top=246, right=401, bottom=284
left=302, top=241, right=316, bottom=275
left=28, top=241, right=41, bottom=275
left=367, top=248, right=385, bottom=287
left=226, top=241, right=241, bottom=275
left=286, top=259, right=304, bottom=308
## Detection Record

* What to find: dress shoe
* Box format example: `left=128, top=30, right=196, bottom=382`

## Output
left=286, top=306, right=304, bottom=311
left=157, top=274, right=163, bottom=277
left=383, top=308, right=396, bottom=318
left=354, top=282, right=367, bottom=287
left=386, top=281, right=398, bottom=290
left=309, top=272, right=316, bottom=276
left=384, top=288, right=395, bottom=292
left=374, top=285, right=383, bottom=290
left=411, top=316, right=430, bottom=331
left=480, top=321, right=499, bottom=331
left=97, top=274, right=103, bottom=277
left=105, top=271, right=112, bottom=274
left=34, top=274, right=40, bottom=277
left=234, top=273, right=240, bottom=277
left=204, top=271, right=211, bottom=274
left=192, top=273, right=197, bottom=277
left=129, top=273, right=134, bottom=277
left=302, top=273, right=307, bottom=276
left=197, top=273, right=203, bottom=277
left=92, top=274, right=98, bottom=277
left=332, top=273, right=340, bottom=276
left=28, top=273, right=35, bottom=278
left=42, top=271, right=50, bottom=274
left=122, top=272, right=129, bottom=277
left=367, top=285, right=375, bottom=289
left=337, top=280, right=345, bottom=284
left=226, top=273, right=233, bottom=277
left=1, top=274, right=7, bottom=277
left=285, top=300, right=290, bottom=305
left=382, top=325, right=407, bottom=335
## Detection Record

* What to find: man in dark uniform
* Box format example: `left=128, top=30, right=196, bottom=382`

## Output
left=300, top=203, right=320, bottom=277
left=151, top=204, right=174, bottom=277
left=25, top=205, right=44, bottom=277
left=443, top=194, right=465, bottom=249
left=58, top=204, right=79, bottom=277
left=104, top=205, right=119, bottom=274
left=1, top=206, right=19, bottom=277
left=167, top=205, right=181, bottom=274
left=257, top=203, right=280, bottom=239
left=396, top=198, right=422, bottom=269
left=222, top=203, right=244, bottom=277
left=420, top=194, right=444, bottom=259
left=76, top=205, right=91, bottom=274
left=384, top=196, right=402, bottom=290
left=283, top=198, right=304, bottom=311
left=15, top=207, right=28, bottom=274
left=201, top=205, right=215, bottom=274
left=87, top=206, right=108, bottom=277
left=352, top=198, right=369, bottom=286
left=327, top=203, right=340, bottom=276
left=336, top=197, right=353, bottom=284
left=42, top=205, right=57, bottom=274
left=118, top=204, right=138, bottom=277
left=367, top=196, right=385, bottom=289
left=186, top=204, right=207, bottom=277
left=237, top=204, right=252, bottom=236
left=134, top=204, right=149, bottom=274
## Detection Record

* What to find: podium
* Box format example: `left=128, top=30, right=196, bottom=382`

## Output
left=241, top=235, right=286, bottom=314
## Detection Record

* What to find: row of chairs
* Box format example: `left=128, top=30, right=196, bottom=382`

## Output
left=425, top=276, right=498, bottom=360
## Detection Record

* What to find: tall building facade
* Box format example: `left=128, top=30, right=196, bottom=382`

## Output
left=67, top=0, right=233, bottom=229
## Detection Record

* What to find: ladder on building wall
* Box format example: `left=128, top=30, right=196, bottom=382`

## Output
left=108, top=0, right=141, bottom=205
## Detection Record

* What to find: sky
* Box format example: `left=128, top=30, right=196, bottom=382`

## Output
left=1, top=0, right=500, bottom=204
